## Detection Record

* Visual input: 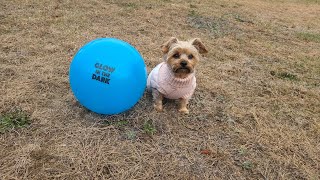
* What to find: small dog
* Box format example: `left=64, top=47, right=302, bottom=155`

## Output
left=147, top=37, right=208, bottom=114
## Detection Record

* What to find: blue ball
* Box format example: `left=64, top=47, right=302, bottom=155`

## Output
left=69, top=38, right=147, bottom=115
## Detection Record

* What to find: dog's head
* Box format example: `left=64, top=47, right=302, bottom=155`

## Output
left=161, top=37, right=208, bottom=78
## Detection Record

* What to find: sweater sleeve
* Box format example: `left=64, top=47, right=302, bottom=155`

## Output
left=182, top=81, right=196, bottom=100
left=147, top=63, right=163, bottom=91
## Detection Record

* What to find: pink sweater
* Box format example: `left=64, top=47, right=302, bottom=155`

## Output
left=147, top=62, right=196, bottom=99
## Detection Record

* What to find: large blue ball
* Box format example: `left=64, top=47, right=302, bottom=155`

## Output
left=69, top=38, right=147, bottom=115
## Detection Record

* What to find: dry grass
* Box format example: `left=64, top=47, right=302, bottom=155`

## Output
left=1, top=0, right=320, bottom=179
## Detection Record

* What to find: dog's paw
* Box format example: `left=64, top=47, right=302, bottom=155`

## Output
left=179, top=108, right=189, bottom=114
left=154, top=104, right=163, bottom=112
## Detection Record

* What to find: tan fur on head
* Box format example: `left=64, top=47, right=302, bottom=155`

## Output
left=162, top=37, right=208, bottom=79
left=161, top=37, right=178, bottom=54
left=190, top=38, right=208, bottom=54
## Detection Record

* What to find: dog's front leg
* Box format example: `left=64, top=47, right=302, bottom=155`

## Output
left=179, top=98, right=189, bottom=114
left=152, top=89, right=164, bottom=112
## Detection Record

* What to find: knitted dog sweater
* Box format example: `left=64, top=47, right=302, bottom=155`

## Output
left=147, top=62, right=196, bottom=100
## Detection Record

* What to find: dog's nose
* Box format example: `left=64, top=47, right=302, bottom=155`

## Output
left=180, top=61, right=188, bottom=67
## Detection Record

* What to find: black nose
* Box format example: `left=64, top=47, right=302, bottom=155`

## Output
left=180, top=61, right=188, bottom=67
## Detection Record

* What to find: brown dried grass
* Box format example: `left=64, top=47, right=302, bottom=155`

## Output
left=1, top=0, right=319, bottom=179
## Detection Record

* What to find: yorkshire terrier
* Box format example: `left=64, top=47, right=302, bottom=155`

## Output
left=147, top=37, right=208, bottom=114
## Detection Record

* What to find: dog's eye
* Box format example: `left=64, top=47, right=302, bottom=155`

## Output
left=188, top=54, right=194, bottom=59
left=173, top=53, right=180, bottom=59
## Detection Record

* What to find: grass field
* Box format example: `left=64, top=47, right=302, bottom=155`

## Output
left=1, top=0, right=319, bottom=179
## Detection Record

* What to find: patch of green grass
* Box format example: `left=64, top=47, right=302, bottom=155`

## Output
left=270, top=71, right=298, bottom=81
left=297, top=0, right=320, bottom=4
left=296, top=32, right=320, bottom=43
left=188, top=10, right=200, bottom=17
left=115, top=120, right=129, bottom=126
left=117, top=2, right=138, bottom=9
left=238, top=146, right=248, bottom=155
left=143, top=120, right=156, bottom=135
left=0, top=109, right=30, bottom=133
left=242, top=161, right=253, bottom=170
left=270, top=0, right=320, bottom=4
left=277, top=72, right=298, bottom=81
left=190, top=4, right=197, bottom=8
left=126, top=130, right=137, bottom=140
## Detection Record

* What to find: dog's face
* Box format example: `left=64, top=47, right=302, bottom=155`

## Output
left=161, top=37, right=208, bottom=78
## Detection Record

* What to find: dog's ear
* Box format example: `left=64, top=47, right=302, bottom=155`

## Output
left=161, top=37, right=178, bottom=54
left=190, top=38, right=208, bottom=54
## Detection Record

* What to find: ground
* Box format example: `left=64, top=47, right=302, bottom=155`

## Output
left=0, top=0, right=320, bottom=179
